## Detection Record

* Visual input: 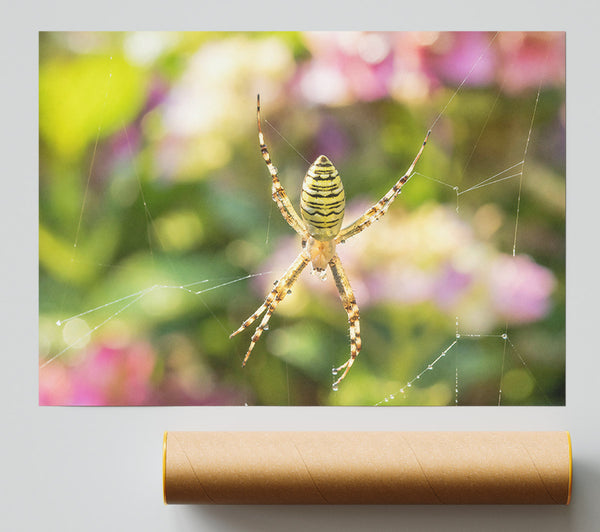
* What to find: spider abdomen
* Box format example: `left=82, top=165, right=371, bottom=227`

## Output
left=300, top=155, right=346, bottom=241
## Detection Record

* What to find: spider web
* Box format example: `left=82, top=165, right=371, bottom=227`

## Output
left=375, top=81, right=552, bottom=406
left=38, top=32, right=565, bottom=406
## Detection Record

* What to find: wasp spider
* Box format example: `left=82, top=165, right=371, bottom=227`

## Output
left=231, top=95, right=430, bottom=389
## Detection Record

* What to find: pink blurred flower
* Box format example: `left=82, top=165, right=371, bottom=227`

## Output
left=497, top=32, right=565, bottom=93
left=295, top=31, right=565, bottom=106
left=426, top=31, right=565, bottom=93
left=433, top=264, right=473, bottom=309
left=426, top=32, right=497, bottom=87
left=40, top=341, right=156, bottom=405
left=39, top=338, right=247, bottom=406
left=488, top=254, right=556, bottom=323
left=39, top=364, right=72, bottom=406
left=297, top=32, right=397, bottom=104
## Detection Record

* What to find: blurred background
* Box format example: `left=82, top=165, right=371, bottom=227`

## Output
left=39, top=31, right=565, bottom=406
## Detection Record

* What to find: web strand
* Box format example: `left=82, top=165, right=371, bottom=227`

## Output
left=58, top=57, right=114, bottom=315
left=42, top=272, right=271, bottom=368
left=264, top=118, right=311, bottom=165
left=72, top=58, right=113, bottom=252
left=428, top=32, right=499, bottom=132
left=512, top=84, right=541, bottom=257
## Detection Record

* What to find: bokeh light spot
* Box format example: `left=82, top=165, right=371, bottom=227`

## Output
left=62, top=318, right=91, bottom=350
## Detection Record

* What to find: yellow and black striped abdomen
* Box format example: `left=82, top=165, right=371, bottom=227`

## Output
left=300, top=155, right=346, bottom=241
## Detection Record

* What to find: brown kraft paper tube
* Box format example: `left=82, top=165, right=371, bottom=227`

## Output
left=163, top=431, right=572, bottom=505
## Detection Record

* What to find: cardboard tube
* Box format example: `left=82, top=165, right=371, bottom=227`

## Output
left=163, top=431, right=572, bottom=505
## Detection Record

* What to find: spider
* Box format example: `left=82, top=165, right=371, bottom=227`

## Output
left=231, top=95, right=430, bottom=390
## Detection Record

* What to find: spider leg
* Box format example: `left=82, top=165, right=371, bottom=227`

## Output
left=230, top=251, right=310, bottom=366
left=257, top=94, right=308, bottom=238
left=329, top=254, right=361, bottom=389
left=335, top=130, right=430, bottom=243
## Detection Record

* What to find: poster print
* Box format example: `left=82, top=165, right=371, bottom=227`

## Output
left=39, top=32, right=565, bottom=406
